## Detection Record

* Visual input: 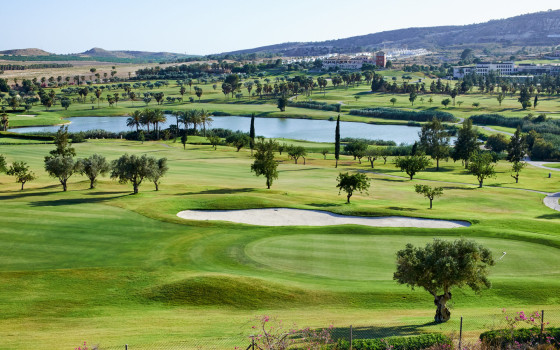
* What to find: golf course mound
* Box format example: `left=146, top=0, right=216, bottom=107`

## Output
left=143, top=275, right=332, bottom=308
left=177, top=208, right=471, bottom=228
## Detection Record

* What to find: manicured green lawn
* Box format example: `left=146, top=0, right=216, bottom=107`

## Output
left=0, top=138, right=559, bottom=349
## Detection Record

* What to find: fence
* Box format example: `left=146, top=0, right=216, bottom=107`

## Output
left=78, top=309, right=560, bottom=349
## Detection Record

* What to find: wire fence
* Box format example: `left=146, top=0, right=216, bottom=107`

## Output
left=82, top=309, right=560, bottom=349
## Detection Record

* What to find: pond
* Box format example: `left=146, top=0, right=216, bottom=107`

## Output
left=9, top=116, right=422, bottom=144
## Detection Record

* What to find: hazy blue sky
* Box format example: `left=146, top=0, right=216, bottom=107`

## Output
left=2, top=0, right=559, bottom=55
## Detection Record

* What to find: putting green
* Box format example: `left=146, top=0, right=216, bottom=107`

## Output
left=245, top=234, right=560, bottom=281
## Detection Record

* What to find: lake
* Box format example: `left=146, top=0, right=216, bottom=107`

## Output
left=9, top=116, right=422, bottom=144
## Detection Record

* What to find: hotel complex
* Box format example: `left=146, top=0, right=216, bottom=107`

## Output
left=453, top=62, right=560, bottom=78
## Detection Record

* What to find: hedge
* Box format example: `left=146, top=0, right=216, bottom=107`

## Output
left=341, top=137, right=396, bottom=146
left=0, top=131, right=54, bottom=141
left=288, top=100, right=341, bottom=112
left=480, top=327, right=560, bottom=348
left=349, top=108, right=457, bottom=122
left=333, top=333, right=452, bottom=350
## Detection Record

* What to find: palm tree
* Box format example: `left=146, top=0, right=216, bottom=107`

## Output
left=172, top=111, right=182, bottom=131
left=140, top=109, right=151, bottom=133
left=95, top=89, right=102, bottom=108
left=199, top=109, right=213, bottom=137
left=127, top=110, right=142, bottom=132
left=189, top=109, right=202, bottom=134
left=153, top=109, right=166, bottom=140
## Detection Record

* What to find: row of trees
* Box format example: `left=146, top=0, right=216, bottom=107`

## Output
left=0, top=127, right=169, bottom=193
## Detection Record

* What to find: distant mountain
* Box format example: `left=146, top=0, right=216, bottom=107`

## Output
left=0, top=48, right=52, bottom=56
left=220, top=10, right=560, bottom=56
left=79, top=47, right=193, bottom=60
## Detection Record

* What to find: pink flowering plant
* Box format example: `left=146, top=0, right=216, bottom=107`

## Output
left=74, top=341, right=97, bottom=350
left=498, top=309, right=556, bottom=348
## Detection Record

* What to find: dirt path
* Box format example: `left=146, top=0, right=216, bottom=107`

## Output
left=177, top=208, right=470, bottom=228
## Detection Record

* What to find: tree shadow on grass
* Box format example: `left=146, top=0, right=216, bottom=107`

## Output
left=278, top=167, right=321, bottom=172
left=0, top=190, right=60, bottom=200
left=440, top=186, right=477, bottom=191
left=183, top=187, right=256, bottom=195
left=330, top=322, right=440, bottom=340
left=386, top=206, right=419, bottom=212
left=30, top=194, right=129, bottom=207
left=537, top=213, right=560, bottom=220
left=426, top=167, right=455, bottom=173
left=86, top=191, right=131, bottom=196
left=307, top=202, right=343, bottom=208
left=374, top=177, right=408, bottom=183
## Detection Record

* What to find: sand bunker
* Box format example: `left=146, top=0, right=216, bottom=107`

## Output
left=177, top=208, right=470, bottom=228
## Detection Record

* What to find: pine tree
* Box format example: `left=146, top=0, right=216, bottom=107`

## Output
left=452, top=119, right=479, bottom=168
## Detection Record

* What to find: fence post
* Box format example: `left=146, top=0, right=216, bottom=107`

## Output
left=458, top=317, right=463, bottom=350
left=540, top=310, right=545, bottom=343
left=125, top=345, right=128, bottom=350
left=350, top=324, right=353, bottom=350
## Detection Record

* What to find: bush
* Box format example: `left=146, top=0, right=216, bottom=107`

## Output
left=341, top=137, right=396, bottom=146
left=349, top=108, right=457, bottom=122
left=288, top=100, right=341, bottom=112
left=480, top=327, right=560, bottom=348
left=333, top=333, right=452, bottom=350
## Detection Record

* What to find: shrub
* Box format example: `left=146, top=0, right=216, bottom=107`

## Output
left=288, top=100, right=342, bottom=112
left=480, top=327, right=560, bottom=348
left=341, top=137, right=396, bottom=146
left=333, top=333, right=452, bottom=350
left=349, top=108, right=457, bottom=122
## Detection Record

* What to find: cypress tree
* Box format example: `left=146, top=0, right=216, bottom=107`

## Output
left=335, top=114, right=340, bottom=168
left=534, top=95, right=538, bottom=108
left=249, top=113, right=255, bottom=155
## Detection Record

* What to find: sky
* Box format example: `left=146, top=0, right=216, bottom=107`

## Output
left=1, top=0, right=559, bottom=55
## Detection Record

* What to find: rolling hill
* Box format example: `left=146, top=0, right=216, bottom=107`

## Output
left=220, top=10, right=560, bottom=56
left=79, top=47, right=193, bottom=60
left=0, top=48, right=52, bottom=56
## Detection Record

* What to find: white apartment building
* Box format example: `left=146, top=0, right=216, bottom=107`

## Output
left=322, top=52, right=386, bottom=70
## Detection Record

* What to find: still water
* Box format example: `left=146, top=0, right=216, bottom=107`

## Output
left=10, top=116, right=421, bottom=144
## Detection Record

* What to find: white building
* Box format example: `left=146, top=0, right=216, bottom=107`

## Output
left=322, top=52, right=386, bottom=70
left=453, top=62, right=515, bottom=79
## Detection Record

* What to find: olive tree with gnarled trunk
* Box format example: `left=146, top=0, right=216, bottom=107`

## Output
left=393, top=238, right=494, bottom=323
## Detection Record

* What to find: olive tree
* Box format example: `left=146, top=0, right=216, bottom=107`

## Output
left=511, top=161, right=527, bottom=183
left=287, top=146, right=307, bottom=164
left=467, top=152, right=496, bottom=188
left=7, top=161, right=36, bottom=190
left=149, top=158, right=168, bottom=191
left=251, top=139, right=279, bottom=189
left=414, top=184, right=443, bottom=209
left=394, top=238, right=494, bottom=323
left=77, top=154, right=110, bottom=189
left=395, top=154, right=431, bottom=180
left=226, top=133, right=251, bottom=152
left=111, top=154, right=156, bottom=194
left=336, top=172, right=370, bottom=203
left=206, top=134, right=221, bottom=150
left=44, top=156, right=78, bottom=191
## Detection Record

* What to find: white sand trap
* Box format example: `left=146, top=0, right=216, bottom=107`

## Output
left=177, top=208, right=470, bottom=228
left=16, top=115, right=36, bottom=117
